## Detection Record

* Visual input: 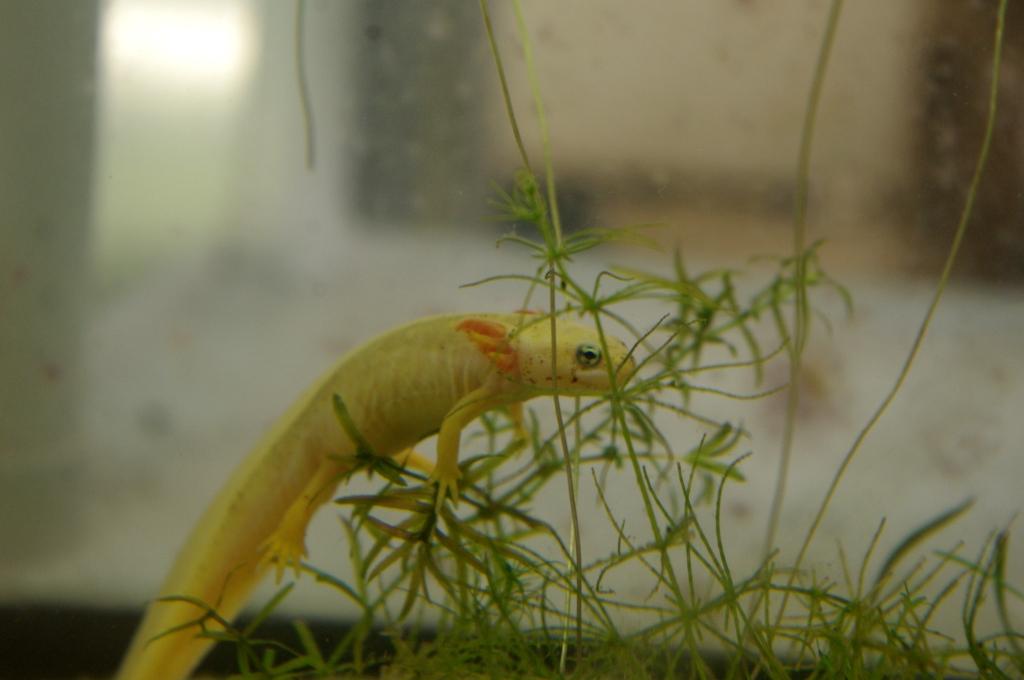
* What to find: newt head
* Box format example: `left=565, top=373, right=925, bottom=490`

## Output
left=507, top=316, right=635, bottom=394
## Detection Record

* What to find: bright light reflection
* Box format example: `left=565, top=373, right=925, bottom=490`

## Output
left=104, top=0, right=253, bottom=83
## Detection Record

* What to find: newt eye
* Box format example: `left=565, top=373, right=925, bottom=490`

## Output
left=575, top=343, right=602, bottom=368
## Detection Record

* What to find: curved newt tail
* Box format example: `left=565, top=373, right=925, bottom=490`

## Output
left=116, top=435, right=354, bottom=680
left=116, top=555, right=267, bottom=680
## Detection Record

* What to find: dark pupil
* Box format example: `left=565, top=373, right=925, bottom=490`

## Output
left=576, top=344, right=601, bottom=367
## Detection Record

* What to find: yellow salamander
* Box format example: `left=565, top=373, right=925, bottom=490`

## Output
left=116, top=312, right=633, bottom=679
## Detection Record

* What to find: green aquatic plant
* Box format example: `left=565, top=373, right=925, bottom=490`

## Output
left=163, top=0, right=1020, bottom=677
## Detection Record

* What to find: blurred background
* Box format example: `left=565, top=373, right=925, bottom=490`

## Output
left=1, top=0, right=1021, bottom=676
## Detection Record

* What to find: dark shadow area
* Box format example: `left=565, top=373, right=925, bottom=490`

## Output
left=0, top=604, right=388, bottom=680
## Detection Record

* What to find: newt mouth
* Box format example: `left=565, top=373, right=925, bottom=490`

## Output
left=572, top=356, right=635, bottom=390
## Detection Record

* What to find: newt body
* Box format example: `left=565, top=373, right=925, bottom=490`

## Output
left=116, top=313, right=632, bottom=680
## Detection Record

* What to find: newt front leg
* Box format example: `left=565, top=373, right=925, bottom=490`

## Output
left=429, top=383, right=501, bottom=513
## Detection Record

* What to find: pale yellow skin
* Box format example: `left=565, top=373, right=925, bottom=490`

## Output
left=116, top=312, right=633, bottom=680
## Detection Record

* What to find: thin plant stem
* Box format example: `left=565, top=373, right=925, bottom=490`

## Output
left=479, top=0, right=533, bottom=175
left=513, top=0, right=563, bottom=247
left=763, top=0, right=844, bottom=560
left=505, top=0, right=583, bottom=666
left=294, top=0, right=315, bottom=170
left=550, top=272, right=584, bottom=671
left=775, top=0, right=1008, bottom=631
left=558, top=396, right=584, bottom=671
